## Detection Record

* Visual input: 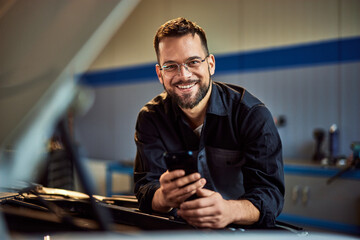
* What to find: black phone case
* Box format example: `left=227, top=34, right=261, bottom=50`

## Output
left=163, top=151, right=199, bottom=201
left=163, top=151, right=197, bottom=175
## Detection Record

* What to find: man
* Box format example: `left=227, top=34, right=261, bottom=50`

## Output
left=134, top=17, right=284, bottom=229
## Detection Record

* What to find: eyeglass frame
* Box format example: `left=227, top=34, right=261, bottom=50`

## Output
left=158, top=55, right=209, bottom=77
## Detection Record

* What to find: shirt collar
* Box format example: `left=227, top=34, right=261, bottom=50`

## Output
left=206, top=81, right=228, bottom=116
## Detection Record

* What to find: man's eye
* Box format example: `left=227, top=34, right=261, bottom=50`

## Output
left=187, top=60, right=200, bottom=67
left=163, top=64, right=177, bottom=71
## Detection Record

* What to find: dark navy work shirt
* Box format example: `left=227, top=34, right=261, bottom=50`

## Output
left=134, top=81, right=284, bottom=227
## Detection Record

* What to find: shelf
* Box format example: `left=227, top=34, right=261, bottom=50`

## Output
left=284, top=163, right=360, bottom=180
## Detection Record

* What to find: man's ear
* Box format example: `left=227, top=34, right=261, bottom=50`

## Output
left=155, top=64, right=164, bottom=85
left=208, top=54, right=215, bottom=76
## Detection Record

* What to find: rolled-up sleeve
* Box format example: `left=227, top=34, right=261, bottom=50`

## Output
left=240, top=105, right=285, bottom=227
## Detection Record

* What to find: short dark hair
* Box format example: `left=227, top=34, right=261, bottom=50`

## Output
left=154, top=17, right=209, bottom=63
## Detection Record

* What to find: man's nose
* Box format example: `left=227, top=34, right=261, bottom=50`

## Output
left=178, top=64, right=192, bottom=77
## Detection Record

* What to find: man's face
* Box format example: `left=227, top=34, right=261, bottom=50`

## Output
left=156, top=33, right=215, bottom=109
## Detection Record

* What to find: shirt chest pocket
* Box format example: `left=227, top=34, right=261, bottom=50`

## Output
left=205, top=146, right=246, bottom=168
left=204, top=146, right=246, bottom=199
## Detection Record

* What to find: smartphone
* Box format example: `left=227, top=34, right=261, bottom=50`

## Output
left=163, top=151, right=198, bottom=176
left=163, top=151, right=198, bottom=201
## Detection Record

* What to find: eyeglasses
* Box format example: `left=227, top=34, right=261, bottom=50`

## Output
left=159, top=55, right=209, bottom=78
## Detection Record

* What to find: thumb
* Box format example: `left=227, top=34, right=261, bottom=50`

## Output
left=196, top=188, right=215, bottom=197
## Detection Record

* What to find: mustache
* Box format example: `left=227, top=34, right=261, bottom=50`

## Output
left=171, top=79, right=199, bottom=86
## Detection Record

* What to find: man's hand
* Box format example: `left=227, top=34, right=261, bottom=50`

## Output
left=177, top=188, right=260, bottom=229
left=152, top=170, right=206, bottom=213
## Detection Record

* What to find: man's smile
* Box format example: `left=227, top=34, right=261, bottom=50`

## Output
left=173, top=80, right=199, bottom=91
left=176, top=82, right=197, bottom=89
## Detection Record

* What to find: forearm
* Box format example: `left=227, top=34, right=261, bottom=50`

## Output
left=227, top=199, right=260, bottom=225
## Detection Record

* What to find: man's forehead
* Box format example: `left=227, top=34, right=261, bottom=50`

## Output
left=158, top=34, right=204, bottom=61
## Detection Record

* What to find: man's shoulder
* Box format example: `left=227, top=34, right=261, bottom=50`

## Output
left=138, top=91, right=170, bottom=116
left=213, top=81, right=263, bottom=110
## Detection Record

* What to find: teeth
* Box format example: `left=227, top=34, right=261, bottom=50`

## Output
left=177, top=83, right=195, bottom=89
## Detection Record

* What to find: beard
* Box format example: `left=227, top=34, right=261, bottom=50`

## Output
left=163, top=77, right=211, bottom=109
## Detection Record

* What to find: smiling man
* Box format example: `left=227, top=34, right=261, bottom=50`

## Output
left=134, top=17, right=284, bottom=228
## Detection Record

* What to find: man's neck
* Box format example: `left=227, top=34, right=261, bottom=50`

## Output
left=181, top=83, right=212, bottom=130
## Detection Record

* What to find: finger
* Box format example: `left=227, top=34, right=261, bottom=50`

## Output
left=159, top=189, right=193, bottom=209
left=160, top=173, right=204, bottom=205
left=178, top=178, right=206, bottom=195
left=163, top=173, right=201, bottom=192
left=163, top=175, right=201, bottom=194
left=160, top=170, right=185, bottom=183
left=165, top=189, right=198, bottom=208
left=173, top=172, right=201, bottom=188
left=178, top=205, right=216, bottom=218
left=172, top=190, right=197, bottom=203
left=180, top=190, right=215, bottom=210
left=183, top=213, right=219, bottom=229
left=185, top=215, right=217, bottom=224
left=167, top=178, right=205, bottom=202
left=196, top=188, right=214, bottom=197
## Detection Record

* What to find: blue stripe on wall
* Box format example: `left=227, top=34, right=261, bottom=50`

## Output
left=79, top=63, right=156, bottom=87
left=79, top=37, right=360, bottom=86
